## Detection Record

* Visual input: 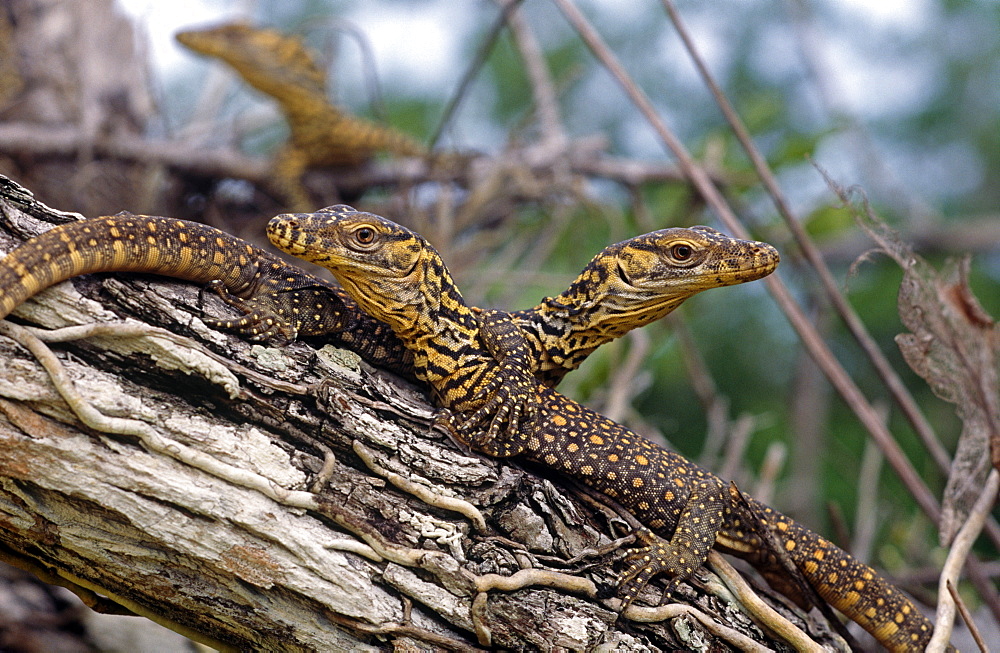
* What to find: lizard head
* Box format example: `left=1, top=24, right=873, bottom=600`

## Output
left=267, top=205, right=466, bottom=336
left=176, top=22, right=327, bottom=98
left=548, top=225, right=779, bottom=332
left=611, top=225, right=778, bottom=291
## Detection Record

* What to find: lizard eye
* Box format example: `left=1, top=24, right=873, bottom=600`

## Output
left=670, top=243, right=694, bottom=261
left=354, top=226, right=377, bottom=245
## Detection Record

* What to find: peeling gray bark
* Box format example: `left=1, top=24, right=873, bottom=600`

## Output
left=0, top=181, right=833, bottom=651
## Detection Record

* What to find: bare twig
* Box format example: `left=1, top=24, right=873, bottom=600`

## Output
left=930, top=469, right=999, bottom=651
left=311, top=18, right=389, bottom=122
left=853, top=437, right=884, bottom=565
left=0, top=122, right=704, bottom=201
left=658, top=0, right=953, bottom=482
left=786, top=311, right=832, bottom=517
left=717, top=415, right=756, bottom=490
left=947, top=580, right=989, bottom=653
left=783, top=0, right=935, bottom=223
left=669, top=314, right=738, bottom=471
left=0, top=123, right=269, bottom=181
left=706, top=551, right=826, bottom=652
left=752, top=441, right=786, bottom=506
left=602, top=329, right=651, bottom=423
left=668, top=0, right=1000, bottom=619
left=497, top=0, right=567, bottom=146
left=430, top=0, right=524, bottom=148
left=817, top=215, right=1000, bottom=261
left=623, top=602, right=774, bottom=653
left=549, top=2, right=1000, bottom=626
left=550, top=0, right=944, bottom=527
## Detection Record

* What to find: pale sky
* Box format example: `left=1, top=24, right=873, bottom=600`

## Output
left=118, top=0, right=931, bottom=117
left=118, top=0, right=471, bottom=93
left=116, top=0, right=962, bottom=205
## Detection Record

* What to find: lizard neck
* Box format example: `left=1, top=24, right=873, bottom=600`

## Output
left=520, top=228, right=779, bottom=383
left=545, top=273, right=689, bottom=338
left=344, top=251, right=481, bottom=384
left=529, top=261, right=689, bottom=371
left=240, top=74, right=331, bottom=126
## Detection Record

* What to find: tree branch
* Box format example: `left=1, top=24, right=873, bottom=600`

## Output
left=0, top=181, right=842, bottom=650
left=0, top=122, right=722, bottom=197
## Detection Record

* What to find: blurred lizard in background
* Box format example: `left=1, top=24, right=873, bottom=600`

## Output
left=176, top=22, right=428, bottom=210
left=0, top=8, right=24, bottom=112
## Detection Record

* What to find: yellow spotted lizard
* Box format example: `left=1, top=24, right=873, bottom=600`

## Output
left=0, top=208, right=778, bottom=451
left=266, top=205, right=939, bottom=652
left=0, top=210, right=776, bottom=385
left=175, top=22, right=427, bottom=210
left=511, top=222, right=778, bottom=387
left=0, top=212, right=413, bottom=377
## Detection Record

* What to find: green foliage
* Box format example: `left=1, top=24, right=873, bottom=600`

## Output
left=802, top=204, right=854, bottom=239
left=380, top=96, right=438, bottom=141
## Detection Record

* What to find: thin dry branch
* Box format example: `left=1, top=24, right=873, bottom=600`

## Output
left=551, top=0, right=943, bottom=528
left=429, top=1, right=522, bottom=149
left=549, top=0, right=1000, bottom=627
left=0, top=123, right=269, bottom=182
left=0, top=122, right=707, bottom=198
left=930, top=470, right=999, bottom=651
left=783, top=0, right=935, bottom=223
left=497, top=0, right=568, bottom=146
left=658, top=0, right=952, bottom=479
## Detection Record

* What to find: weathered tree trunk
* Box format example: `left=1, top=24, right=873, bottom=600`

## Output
left=0, top=178, right=837, bottom=651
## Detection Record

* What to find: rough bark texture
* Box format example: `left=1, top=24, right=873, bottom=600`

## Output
left=0, top=183, right=839, bottom=651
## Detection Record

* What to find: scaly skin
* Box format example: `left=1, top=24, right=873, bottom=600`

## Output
left=510, top=223, right=779, bottom=386
left=176, top=22, right=427, bottom=209
left=0, top=211, right=777, bottom=389
left=0, top=212, right=411, bottom=375
left=266, top=206, right=938, bottom=652
left=0, top=209, right=778, bottom=453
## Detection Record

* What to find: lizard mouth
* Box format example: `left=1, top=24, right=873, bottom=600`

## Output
left=735, top=259, right=779, bottom=282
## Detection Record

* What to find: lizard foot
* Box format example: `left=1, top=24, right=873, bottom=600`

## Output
left=446, top=374, right=539, bottom=458
left=449, top=308, right=543, bottom=457
left=202, top=279, right=297, bottom=344
left=615, top=526, right=694, bottom=613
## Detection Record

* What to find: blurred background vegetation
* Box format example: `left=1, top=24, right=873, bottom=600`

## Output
left=0, top=0, right=997, bottom=648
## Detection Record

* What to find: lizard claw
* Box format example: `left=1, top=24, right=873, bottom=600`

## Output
left=201, top=279, right=298, bottom=344
left=449, top=367, right=539, bottom=458
left=615, top=481, right=728, bottom=614
left=614, top=526, right=705, bottom=614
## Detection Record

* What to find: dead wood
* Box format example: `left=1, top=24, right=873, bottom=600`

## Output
left=0, top=179, right=845, bottom=651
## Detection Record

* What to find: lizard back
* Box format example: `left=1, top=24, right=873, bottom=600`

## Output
left=267, top=206, right=939, bottom=652
left=177, top=22, right=426, bottom=208
left=0, top=213, right=412, bottom=371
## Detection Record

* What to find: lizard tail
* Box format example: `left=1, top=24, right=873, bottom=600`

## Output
left=763, top=507, right=936, bottom=651
left=0, top=213, right=264, bottom=322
